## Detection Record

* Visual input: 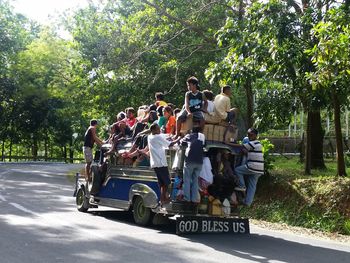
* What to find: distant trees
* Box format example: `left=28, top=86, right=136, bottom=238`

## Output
left=0, top=0, right=349, bottom=174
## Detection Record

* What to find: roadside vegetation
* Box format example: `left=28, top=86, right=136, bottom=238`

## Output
left=1, top=0, right=350, bottom=235
left=241, top=156, right=350, bottom=235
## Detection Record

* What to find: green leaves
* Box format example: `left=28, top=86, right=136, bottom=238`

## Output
left=308, top=6, right=350, bottom=102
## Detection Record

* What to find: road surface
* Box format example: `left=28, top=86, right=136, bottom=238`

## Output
left=0, top=163, right=349, bottom=263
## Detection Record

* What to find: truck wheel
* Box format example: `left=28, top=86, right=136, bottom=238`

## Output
left=76, top=187, right=89, bottom=212
left=133, top=196, right=153, bottom=226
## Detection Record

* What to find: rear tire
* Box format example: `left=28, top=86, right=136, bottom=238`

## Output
left=132, top=196, right=153, bottom=226
left=76, top=187, right=89, bottom=212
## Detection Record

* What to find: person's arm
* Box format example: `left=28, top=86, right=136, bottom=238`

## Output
left=202, top=95, right=208, bottom=113
left=225, top=142, right=246, bottom=154
left=91, top=127, right=103, bottom=146
left=169, top=136, right=182, bottom=147
left=170, top=122, right=176, bottom=135
left=138, top=146, right=149, bottom=157
left=184, top=92, right=191, bottom=115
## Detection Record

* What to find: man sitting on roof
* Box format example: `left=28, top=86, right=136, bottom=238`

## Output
left=204, top=85, right=238, bottom=125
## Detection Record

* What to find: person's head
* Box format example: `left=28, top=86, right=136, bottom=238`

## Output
left=187, top=76, right=200, bottom=92
left=203, top=89, right=214, bottom=101
left=137, top=106, right=147, bottom=119
left=192, top=123, right=202, bottom=133
left=126, top=107, right=136, bottom=119
left=221, top=85, right=232, bottom=97
left=155, top=92, right=165, bottom=101
left=192, top=126, right=202, bottom=133
left=174, top=108, right=181, bottom=117
left=156, top=106, right=164, bottom=117
left=221, top=149, right=231, bottom=161
left=247, top=127, right=258, bottom=141
left=116, top=112, right=126, bottom=121
left=90, top=119, right=98, bottom=127
left=150, top=123, right=160, bottom=135
left=167, top=103, right=175, bottom=110
left=163, top=106, right=173, bottom=118
left=148, top=110, right=158, bottom=123
left=148, top=104, right=157, bottom=112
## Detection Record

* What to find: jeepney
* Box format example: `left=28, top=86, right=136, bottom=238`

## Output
left=74, top=124, right=250, bottom=234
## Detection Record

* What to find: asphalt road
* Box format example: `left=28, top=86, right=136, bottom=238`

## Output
left=0, top=163, right=349, bottom=263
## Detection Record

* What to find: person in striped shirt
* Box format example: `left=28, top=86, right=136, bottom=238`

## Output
left=234, top=128, right=264, bottom=206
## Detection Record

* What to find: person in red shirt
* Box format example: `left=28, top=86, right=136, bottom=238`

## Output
left=124, top=107, right=137, bottom=131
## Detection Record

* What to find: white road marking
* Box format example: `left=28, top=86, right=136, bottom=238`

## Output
left=9, top=202, right=38, bottom=216
left=0, top=194, right=6, bottom=202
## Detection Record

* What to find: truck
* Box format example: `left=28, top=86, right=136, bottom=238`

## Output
left=74, top=123, right=250, bottom=234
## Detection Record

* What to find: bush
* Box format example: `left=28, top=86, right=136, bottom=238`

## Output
left=261, top=138, right=275, bottom=176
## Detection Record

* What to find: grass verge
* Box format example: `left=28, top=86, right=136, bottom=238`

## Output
left=240, top=156, right=350, bottom=235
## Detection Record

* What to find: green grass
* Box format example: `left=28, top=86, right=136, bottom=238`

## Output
left=272, top=156, right=350, bottom=178
left=241, top=156, right=350, bottom=235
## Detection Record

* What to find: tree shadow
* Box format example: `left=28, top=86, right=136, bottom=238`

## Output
left=93, top=210, right=350, bottom=263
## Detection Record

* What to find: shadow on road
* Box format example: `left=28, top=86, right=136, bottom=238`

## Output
left=1, top=164, right=349, bottom=263
left=92, top=210, right=350, bottom=263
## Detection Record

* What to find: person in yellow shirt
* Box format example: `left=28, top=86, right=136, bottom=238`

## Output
left=205, top=85, right=238, bottom=124
left=155, top=92, right=168, bottom=107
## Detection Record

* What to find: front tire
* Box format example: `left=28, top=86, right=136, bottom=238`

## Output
left=132, top=196, right=153, bottom=226
left=76, top=187, right=89, bottom=212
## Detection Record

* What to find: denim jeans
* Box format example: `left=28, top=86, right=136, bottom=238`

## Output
left=235, top=164, right=261, bottom=206
left=183, top=162, right=202, bottom=202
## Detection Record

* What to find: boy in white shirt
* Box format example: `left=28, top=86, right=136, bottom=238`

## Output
left=147, top=123, right=179, bottom=205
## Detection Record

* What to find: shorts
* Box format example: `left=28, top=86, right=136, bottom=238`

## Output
left=177, top=109, right=204, bottom=122
left=83, top=146, right=93, bottom=163
left=154, top=166, right=171, bottom=187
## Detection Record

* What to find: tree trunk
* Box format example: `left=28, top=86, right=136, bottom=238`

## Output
left=1, top=139, right=5, bottom=161
left=304, top=111, right=312, bottom=174
left=237, top=0, right=254, bottom=129
left=63, top=145, right=67, bottom=163
left=44, top=132, right=48, bottom=161
left=9, top=137, right=13, bottom=162
left=333, top=90, right=347, bottom=176
left=244, top=79, right=254, bottom=128
left=309, top=110, right=326, bottom=169
left=298, top=132, right=305, bottom=163
left=69, top=139, right=74, bottom=163
left=32, top=136, right=38, bottom=161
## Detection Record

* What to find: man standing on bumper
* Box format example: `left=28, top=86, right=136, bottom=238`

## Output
left=83, top=119, right=103, bottom=182
left=148, top=123, right=178, bottom=206
left=234, top=128, right=264, bottom=206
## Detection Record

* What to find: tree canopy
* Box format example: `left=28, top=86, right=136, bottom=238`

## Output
left=0, top=0, right=349, bottom=175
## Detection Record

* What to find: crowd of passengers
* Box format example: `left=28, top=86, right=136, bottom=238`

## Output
left=83, top=76, right=264, bottom=207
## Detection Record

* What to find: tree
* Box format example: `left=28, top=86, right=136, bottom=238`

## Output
left=66, top=0, right=231, bottom=119
left=0, top=0, right=38, bottom=160
left=12, top=29, right=85, bottom=159
left=307, top=5, right=350, bottom=176
left=208, top=0, right=330, bottom=173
